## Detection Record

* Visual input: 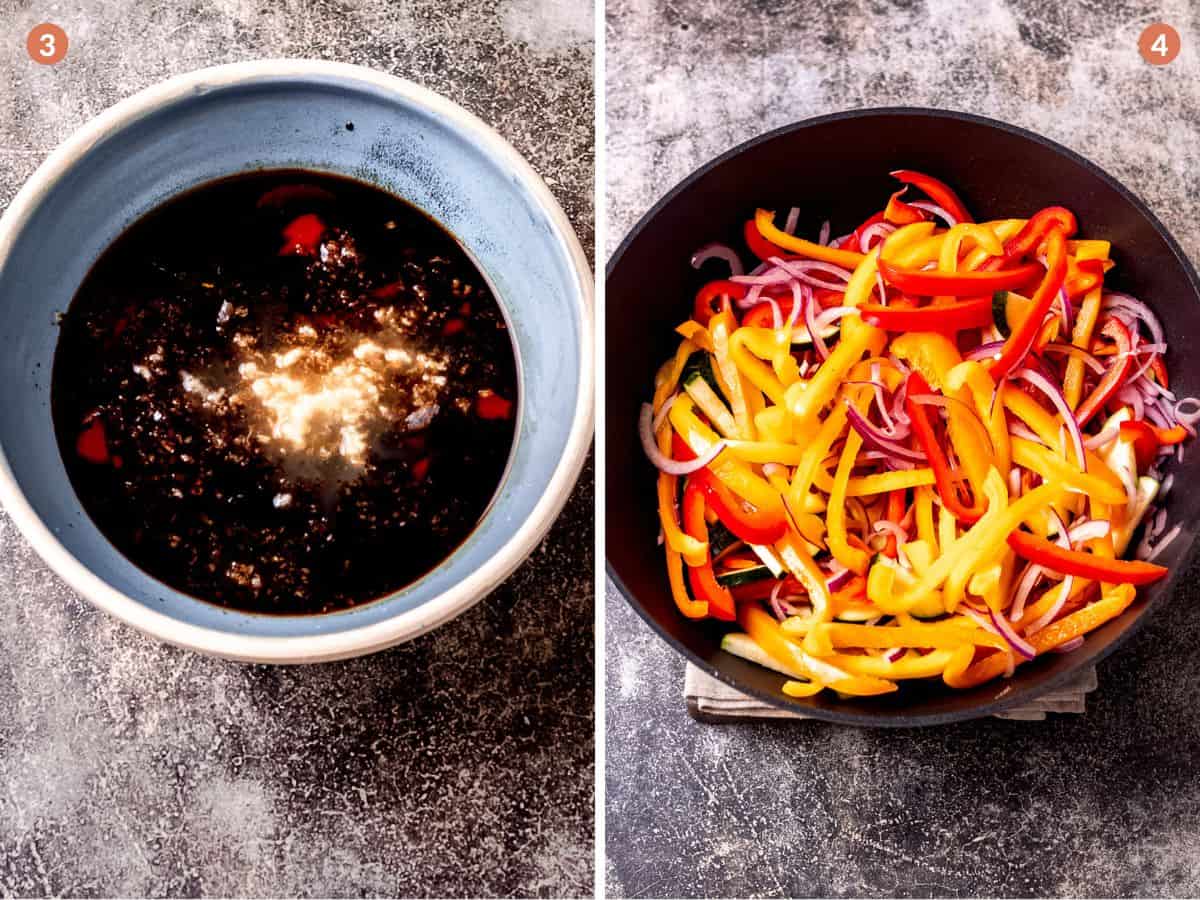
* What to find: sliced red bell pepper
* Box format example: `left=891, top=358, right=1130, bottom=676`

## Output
left=730, top=576, right=802, bottom=603
left=1064, top=258, right=1106, bottom=297
left=76, top=419, right=109, bottom=464
left=743, top=298, right=789, bottom=328
left=672, top=434, right=788, bottom=544
left=694, top=279, right=749, bottom=324
left=1008, top=529, right=1168, bottom=585
left=279, top=213, right=326, bottom=256
left=846, top=211, right=885, bottom=252
left=890, top=170, right=974, bottom=224
left=1149, top=356, right=1169, bottom=390
left=878, top=259, right=1042, bottom=297
left=987, top=227, right=1069, bottom=378
left=883, top=189, right=927, bottom=226
left=1074, top=317, right=1133, bottom=427
left=682, top=477, right=737, bottom=621
left=1119, top=420, right=1160, bottom=470
left=982, top=206, right=1077, bottom=271
left=859, top=296, right=993, bottom=332
left=744, top=219, right=799, bottom=263
left=694, top=468, right=787, bottom=544
left=905, top=372, right=986, bottom=523
left=882, top=489, right=906, bottom=558
left=476, top=390, right=513, bottom=420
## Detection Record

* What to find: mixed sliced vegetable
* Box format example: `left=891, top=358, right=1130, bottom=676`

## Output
left=642, top=170, right=1197, bottom=698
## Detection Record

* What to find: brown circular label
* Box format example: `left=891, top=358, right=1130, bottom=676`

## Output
left=26, top=23, right=68, bottom=65
left=1139, top=23, right=1181, bottom=65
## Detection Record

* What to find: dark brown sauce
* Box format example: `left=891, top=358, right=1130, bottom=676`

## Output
left=52, top=171, right=518, bottom=614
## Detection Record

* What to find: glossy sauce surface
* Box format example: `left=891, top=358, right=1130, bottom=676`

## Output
left=52, top=172, right=518, bottom=614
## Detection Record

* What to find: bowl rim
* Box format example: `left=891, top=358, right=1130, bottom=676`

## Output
left=0, top=58, right=594, bottom=664
left=605, top=104, right=1200, bottom=726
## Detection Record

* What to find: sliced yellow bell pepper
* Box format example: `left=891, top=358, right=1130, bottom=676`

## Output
left=915, top=486, right=938, bottom=550
left=804, top=618, right=998, bottom=655
left=675, top=320, right=714, bottom=353
left=774, top=529, right=833, bottom=622
left=654, top=338, right=696, bottom=412
left=944, top=360, right=1011, bottom=479
left=1009, top=437, right=1127, bottom=506
left=668, top=397, right=787, bottom=523
left=1064, top=241, right=1110, bottom=409
left=868, top=473, right=1065, bottom=614
left=729, top=327, right=789, bottom=406
left=938, top=223, right=1004, bottom=272
left=812, top=464, right=936, bottom=496
left=709, top=306, right=756, bottom=440
left=785, top=315, right=886, bottom=432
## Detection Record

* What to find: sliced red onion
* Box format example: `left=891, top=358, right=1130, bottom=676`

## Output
left=1103, top=292, right=1164, bottom=346
left=909, top=200, right=958, bottom=227
left=858, top=221, right=897, bottom=253
left=1052, top=636, right=1085, bottom=654
left=1054, top=286, right=1072, bottom=332
left=1008, top=421, right=1046, bottom=445
left=762, top=462, right=787, bottom=479
left=691, top=242, right=744, bottom=277
left=845, top=402, right=928, bottom=463
left=1025, top=575, right=1074, bottom=637
left=771, top=257, right=854, bottom=289
left=1116, top=384, right=1145, bottom=420
left=1008, top=467, right=1023, bottom=500
left=1083, top=423, right=1120, bottom=450
left=990, top=607, right=1037, bottom=658
left=1009, top=563, right=1044, bottom=621
left=1162, top=473, right=1175, bottom=497
left=639, top=403, right=725, bottom=474
left=769, top=579, right=789, bottom=621
left=965, top=341, right=1005, bottom=363
left=883, top=648, right=905, bottom=663
left=1013, top=367, right=1087, bottom=471
left=1140, top=523, right=1182, bottom=562
left=818, top=220, right=831, bottom=246
left=1176, top=397, right=1200, bottom=425
left=872, top=519, right=908, bottom=543
left=868, top=362, right=899, bottom=435
left=1069, top=519, right=1111, bottom=544
left=1042, top=342, right=1105, bottom=374
left=784, top=206, right=800, bottom=236
left=826, top=568, right=854, bottom=592
left=960, top=605, right=1016, bottom=677
left=786, top=281, right=808, bottom=335
left=653, top=393, right=679, bottom=432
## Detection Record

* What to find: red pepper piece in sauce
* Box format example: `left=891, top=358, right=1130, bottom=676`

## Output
left=442, top=318, right=466, bottom=336
left=412, top=457, right=430, bottom=480
left=371, top=280, right=405, bottom=300
left=279, top=213, right=326, bottom=256
left=256, top=184, right=336, bottom=209
left=476, top=391, right=513, bottom=420
left=76, top=419, right=110, bottom=464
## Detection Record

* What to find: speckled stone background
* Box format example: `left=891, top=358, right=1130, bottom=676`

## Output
left=606, top=1, right=1200, bottom=897
left=0, top=1, right=593, bottom=897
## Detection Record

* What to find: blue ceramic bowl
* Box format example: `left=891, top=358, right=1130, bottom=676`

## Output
left=0, top=60, right=592, bottom=662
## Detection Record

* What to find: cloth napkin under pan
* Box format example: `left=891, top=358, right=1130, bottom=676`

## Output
left=685, top=663, right=1098, bottom=722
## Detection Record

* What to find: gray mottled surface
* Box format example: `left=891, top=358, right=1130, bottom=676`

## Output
left=0, top=1, right=593, bottom=897
left=606, top=0, right=1200, bottom=897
